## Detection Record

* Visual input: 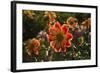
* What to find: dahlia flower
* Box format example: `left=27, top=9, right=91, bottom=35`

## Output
left=47, top=21, right=73, bottom=52
left=26, top=38, right=40, bottom=56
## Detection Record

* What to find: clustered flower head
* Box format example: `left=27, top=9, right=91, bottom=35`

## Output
left=44, top=11, right=57, bottom=27
left=66, top=17, right=78, bottom=29
left=47, top=21, right=73, bottom=52
left=26, top=38, right=40, bottom=56
left=81, top=18, right=91, bottom=30
left=23, top=10, right=35, bottom=19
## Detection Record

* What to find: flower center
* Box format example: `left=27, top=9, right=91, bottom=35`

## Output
left=56, top=32, right=64, bottom=42
left=69, top=21, right=74, bottom=25
left=31, top=44, right=35, bottom=49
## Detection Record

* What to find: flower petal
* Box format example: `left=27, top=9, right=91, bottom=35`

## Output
left=66, top=41, right=71, bottom=47
left=61, top=24, right=68, bottom=34
left=26, top=38, right=40, bottom=56
left=33, top=48, right=39, bottom=55
left=61, top=40, right=69, bottom=52
left=49, top=26, right=58, bottom=35
left=47, top=34, right=55, bottom=42
left=54, top=21, right=61, bottom=30
left=61, top=40, right=66, bottom=48
left=66, top=32, right=73, bottom=40
left=50, top=41, right=61, bottom=52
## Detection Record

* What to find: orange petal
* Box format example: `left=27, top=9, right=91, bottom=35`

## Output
left=54, top=21, right=61, bottom=30
left=47, top=34, right=55, bottom=42
left=61, top=40, right=66, bottom=48
left=33, top=48, right=39, bottom=55
left=50, top=41, right=61, bottom=52
left=66, top=41, right=71, bottom=47
left=61, top=25, right=68, bottom=34
left=49, top=26, right=57, bottom=36
left=66, top=32, right=73, bottom=40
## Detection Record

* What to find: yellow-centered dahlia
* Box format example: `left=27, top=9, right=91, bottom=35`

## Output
left=47, top=22, right=73, bottom=52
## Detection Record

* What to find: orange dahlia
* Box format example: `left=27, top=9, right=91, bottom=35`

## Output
left=81, top=18, right=91, bottom=30
left=26, top=38, right=40, bottom=56
left=66, top=17, right=78, bottom=29
left=44, top=11, right=57, bottom=23
left=47, top=21, right=73, bottom=52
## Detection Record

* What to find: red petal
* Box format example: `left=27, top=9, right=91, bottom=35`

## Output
left=61, top=40, right=66, bottom=48
left=47, top=34, right=55, bottom=42
left=49, top=26, right=57, bottom=35
left=61, top=40, right=70, bottom=52
left=54, top=21, right=61, bottom=29
left=66, top=41, right=71, bottom=47
left=50, top=41, right=61, bottom=52
left=62, top=25, right=68, bottom=33
left=55, top=44, right=61, bottom=52
left=66, top=33, right=73, bottom=40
